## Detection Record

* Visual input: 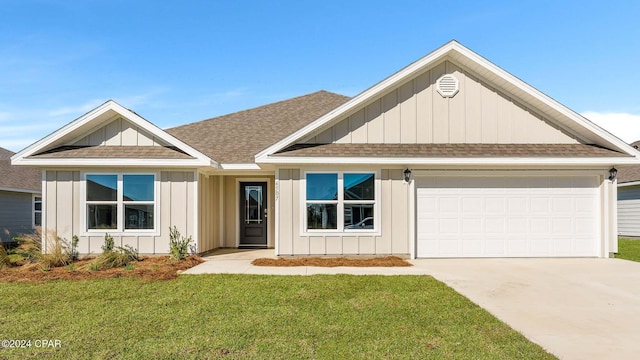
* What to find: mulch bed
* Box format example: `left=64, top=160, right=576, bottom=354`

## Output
left=0, top=255, right=203, bottom=283
left=251, top=256, right=412, bottom=267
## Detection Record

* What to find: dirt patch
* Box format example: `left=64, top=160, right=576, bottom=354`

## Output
left=251, top=256, right=412, bottom=267
left=0, top=255, right=203, bottom=283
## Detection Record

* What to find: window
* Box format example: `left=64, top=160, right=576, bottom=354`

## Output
left=85, top=173, right=156, bottom=232
left=33, top=195, right=42, bottom=228
left=304, top=172, right=376, bottom=233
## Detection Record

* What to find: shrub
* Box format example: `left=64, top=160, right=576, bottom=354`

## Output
left=11, top=232, right=42, bottom=263
left=169, top=226, right=192, bottom=261
left=92, top=245, right=139, bottom=270
left=69, top=235, right=79, bottom=261
left=102, top=233, right=114, bottom=253
left=0, top=244, right=9, bottom=269
left=40, top=234, right=71, bottom=269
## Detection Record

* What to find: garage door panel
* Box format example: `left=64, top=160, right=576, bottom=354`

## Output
left=416, top=176, right=599, bottom=258
left=530, top=198, right=550, bottom=212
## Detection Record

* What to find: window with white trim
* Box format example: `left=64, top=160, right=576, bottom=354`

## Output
left=33, top=195, right=42, bottom=228
left=305, top=172, right=376, bottom=232
left=85, top=174, right=156, bottom=232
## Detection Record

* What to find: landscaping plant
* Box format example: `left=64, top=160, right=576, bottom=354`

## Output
left=0, top=243, right=9, bottom=269
left=169, top=226, right=192, bottom=261
left=90, top=234, right=140, bottom=270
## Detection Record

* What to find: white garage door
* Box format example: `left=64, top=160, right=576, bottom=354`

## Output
left=416, top=176, right=599, bottom=258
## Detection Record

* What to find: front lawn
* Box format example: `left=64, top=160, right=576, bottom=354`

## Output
left=0, top=275, right=554, bottom=359
left=616, top=238, right=640, bottom=262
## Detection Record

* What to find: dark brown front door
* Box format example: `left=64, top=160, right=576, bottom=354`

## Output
left=239, top=182, right=267, bottom=248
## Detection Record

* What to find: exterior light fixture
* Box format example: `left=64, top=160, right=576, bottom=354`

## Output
left=608, top=167, right=617, bottom=181
left=403, top=168, right=412, bottom=183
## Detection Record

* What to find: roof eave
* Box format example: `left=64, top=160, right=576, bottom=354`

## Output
left=0, top=186, right=41, bottom=194
left=12, top=158, right=214, bottom=168
left=258, top=156, right=640, bottom=166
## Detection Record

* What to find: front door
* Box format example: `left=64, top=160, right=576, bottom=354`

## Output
left=239, top=182, right=267, bottom=248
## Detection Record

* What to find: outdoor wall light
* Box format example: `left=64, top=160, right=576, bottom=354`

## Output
left=608, top=167, right=617, bottom=181
left=403, top=168, right=412, bottom=183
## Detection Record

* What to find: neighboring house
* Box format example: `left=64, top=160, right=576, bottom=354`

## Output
left=0, top=147, right=42, bottom=243
left=617, top=140, right=640, bottom=237
left=11, top=41, right=640, bottom=258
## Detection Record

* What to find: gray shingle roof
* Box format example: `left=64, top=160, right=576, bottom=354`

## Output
left=274, top=143, right=629, bottom=158
left=0, top=147, right=41, bottom=192
left=166, top=91, right=351, bottom=164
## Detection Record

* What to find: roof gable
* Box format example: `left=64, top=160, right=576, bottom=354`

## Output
left=12, top=100, right=214, bottom=168
left=256, top=40, right=640, bottom=162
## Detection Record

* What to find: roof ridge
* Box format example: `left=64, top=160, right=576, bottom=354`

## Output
left=166, top=90, right=349, bottom=131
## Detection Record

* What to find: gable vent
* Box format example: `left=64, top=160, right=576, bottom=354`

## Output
left=436, top=74, right=459, bottom=98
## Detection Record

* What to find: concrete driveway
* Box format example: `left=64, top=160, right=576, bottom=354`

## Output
left=417, top=258, right=640, bottom=360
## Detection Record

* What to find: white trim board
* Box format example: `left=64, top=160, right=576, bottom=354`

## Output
left=255, top=40, right=640, bottom=162
left=11, top=100, right=217, bottom=168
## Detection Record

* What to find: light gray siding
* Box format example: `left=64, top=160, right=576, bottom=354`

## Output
left=306, top=60, right=578, bottom=145
left=43, top=170, right=196, bottom=254
left=73, top=117, right=169, bottom=147
left=618, top=185, right=640, bottom=237
left=0, top=190, right=35, bottom=242
left=276, top=168, right=409, bottom=256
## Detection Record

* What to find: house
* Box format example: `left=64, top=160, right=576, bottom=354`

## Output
left=0, top=147, right=42, bottom=243
left=11, top=41, right=640, bottom=258
left=617, top=140, right=640, bottom=237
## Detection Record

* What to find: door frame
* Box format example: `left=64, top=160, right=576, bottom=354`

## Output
left=412, top=169, right=605, bottom=259
left=235, top=177, right=272, bottom=248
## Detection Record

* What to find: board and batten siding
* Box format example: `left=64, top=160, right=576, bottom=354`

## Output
left=618, top=185, right=640, bottom=237
left=276, top=168, right=409, bottom=256
left=73, top=117, right=169, bottom=147
left=43, top=170, right=196, bottom=254
left=306, top=60, right=578, bottom=145
left=197, top=173, right=223, bottom=253
left=0, top=191, right=35, bottom=242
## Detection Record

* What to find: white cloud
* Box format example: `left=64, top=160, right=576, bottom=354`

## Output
left=47, top=99, right=104, bottom=117
left=581, top=111, right=640, bottom=144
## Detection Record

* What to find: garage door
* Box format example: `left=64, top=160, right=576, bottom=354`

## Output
left=416, top=176, right=599, bottom=258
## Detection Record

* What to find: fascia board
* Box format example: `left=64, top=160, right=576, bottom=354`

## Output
left=258, top=156, right=640, bottom=166
left=106, top=102, right=218, bottom=167
left=255, top=42, right=457, bottom=162
left=256, top=40, right=639, bottom=161
left=11, top=100, right=219, bottom=168
left=454, top=46, right=639, bottom=157
left=12, top=100, right=115, bottom=161
left=618, top=181, right=640, bottom=187
left=0, top=186, right=41, bottom=194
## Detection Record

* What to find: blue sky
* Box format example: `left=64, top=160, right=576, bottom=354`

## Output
left=2, top=1, right=640, bottom=152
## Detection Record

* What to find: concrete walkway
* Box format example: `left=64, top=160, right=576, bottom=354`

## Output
left=184, top=250, right=640, bottom=360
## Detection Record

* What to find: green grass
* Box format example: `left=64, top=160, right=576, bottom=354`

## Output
left=0, top=275, right=555, bottom=359
left=616, top=238, right=640, bottom=262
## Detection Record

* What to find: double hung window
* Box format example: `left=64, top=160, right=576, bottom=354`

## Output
left=33, top=196, right=42, bottom=228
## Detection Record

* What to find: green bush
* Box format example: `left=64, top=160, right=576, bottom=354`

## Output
left=169, top=226, right=192, bottom=261
left=11, top=232, right=42, bottom=263
left=0, top=244, right=9, bottom=269
left=69, top=235, right=79, bottom=261
left=92, top=245, right=139, bottom=270
left=102, top=233, right=114, bottom=253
